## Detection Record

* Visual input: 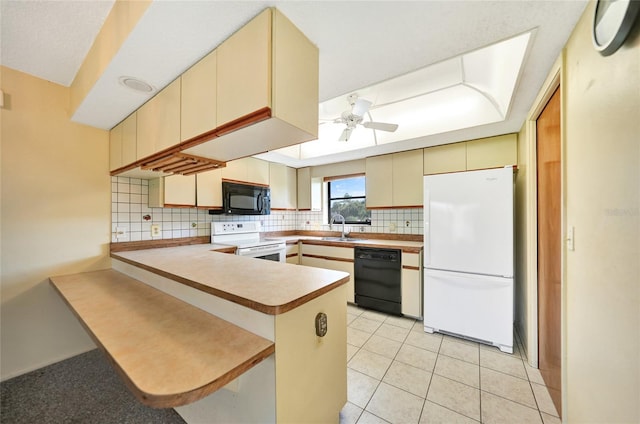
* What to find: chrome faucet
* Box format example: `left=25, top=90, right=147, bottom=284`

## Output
left=330, top=214, right=347, bottom=240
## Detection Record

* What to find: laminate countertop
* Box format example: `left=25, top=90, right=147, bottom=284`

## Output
left=267, top=236, right=424, bottom=253
left=111, top=244, right=349, bottom=315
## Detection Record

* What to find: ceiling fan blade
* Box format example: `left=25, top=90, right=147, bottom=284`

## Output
left=338, top=127, right=353, bottom=141
left=362, top=121, right=399, bottom=132
left=351, top=98, right=372, bottom=117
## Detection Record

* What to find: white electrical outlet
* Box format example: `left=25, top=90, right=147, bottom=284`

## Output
left=151, top=224, right=161, bottom=237
left=389, top=222, right=397, bottom=232
left=115, top=227, right=127, bottom=239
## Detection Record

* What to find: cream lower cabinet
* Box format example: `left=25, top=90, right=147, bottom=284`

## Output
left=300, top=244, right=354, bottom=303
left=285, top=243, right=299, bottom=264
left=401, top=251, right=423, bottom=318
left=148, top=175, right=196, bottom=208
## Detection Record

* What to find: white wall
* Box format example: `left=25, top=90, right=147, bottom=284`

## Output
left=562, top=4, right=639, bottom=422
left=0, top=67, right=111, bottom=380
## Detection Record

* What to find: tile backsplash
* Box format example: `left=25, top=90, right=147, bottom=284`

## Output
left=111, top=176, right=423, bottom=242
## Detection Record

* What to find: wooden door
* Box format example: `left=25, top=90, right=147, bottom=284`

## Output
left=536, top=87, right=562, bottom=416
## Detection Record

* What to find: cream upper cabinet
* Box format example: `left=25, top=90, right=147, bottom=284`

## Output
left=137, top=78, right=181, bottom=160
left=121, top=113, right=137, bottom=166
left=297, top=167, right=311, bottom=211
left=183, top=8, right=318, bottom=162
left=365, top=155, right=393, bottom=208
left=196, top=169, right=223, bottom=209
left=269, top=163, right=297, bottom=210
left=366, top=151, right=422, bottom=208
left=423, top=142, right=466, bottom=175
left=148, top=174, right=196, bottom=208
left=109, top=121, right=123, bottom=171
left=216, top=9, right=271, bottom=126
left=109, top=113, right=137, bottom=172
left=392, top=150, right=423, bottom=207
left=181, top=50, right=217, bottom=141
left=221, top=157, right=269, bottom=185
left=466, top=134, right=517, bottom=170
left=297, top=167, right=322, bottom=211
left=423, top=134, right=517, bottom=175
left=246, top=158, right=270, bottom=186
left=216, top=8, right=318, bottom=136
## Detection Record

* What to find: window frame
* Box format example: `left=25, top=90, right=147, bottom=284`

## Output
left=326, top=174, right=371, bottom=225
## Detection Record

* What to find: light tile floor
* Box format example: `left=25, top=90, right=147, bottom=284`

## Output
left=340, top=305, right=560, bottom=424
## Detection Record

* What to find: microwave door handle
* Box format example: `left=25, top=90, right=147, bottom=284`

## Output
left=257, top=193, right=263, bottom=213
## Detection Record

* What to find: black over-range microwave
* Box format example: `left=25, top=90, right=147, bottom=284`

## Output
left=212, top=181, right=270, bottom=215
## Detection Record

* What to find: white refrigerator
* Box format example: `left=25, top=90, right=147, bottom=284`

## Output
left=423, top=166, right=514, bottom=353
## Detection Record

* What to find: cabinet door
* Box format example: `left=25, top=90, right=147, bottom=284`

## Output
left=246, top=158, right=270, bottom=186
left=137, top=79, right=181, bottom=159
left=392, top=150, right=423, bottom=206
left=221, top=159, right=246, bottom=182
left=196, top=169, right=222, bottom=208
left=401, top=252, right=422, bottom=317
left=423, top=143, right=467, bottom=175
left=401, top=268, right=422, bottom=317
left=272, top=9, right=319, bottom=137
left=269, top=163, right=287, bottom=209
left=285, top=166, right=297, bottom=209
left=109, top=121, right=123, bottom=171
left=365, top=154, right=393, bottom=208
left=327, top=259, right=355, bottom=304
left=297, top=167, right=311, bottom=210
left=466, top=134, right=517, bottom=170
left=181, top=50, right=217, bottom=141
left=164, top=174, right=196, bottom=206
left=121, top=113, right=137, bottom=166
left=217, top=9, right=271, bottom=126
left=285, top=243, right=299, bottom=265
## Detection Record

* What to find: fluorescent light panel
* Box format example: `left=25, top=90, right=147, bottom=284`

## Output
left=270, top=30, right=532, bottom=160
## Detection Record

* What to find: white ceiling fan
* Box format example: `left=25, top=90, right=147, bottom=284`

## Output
left=333, top=94, right=399, bottom=141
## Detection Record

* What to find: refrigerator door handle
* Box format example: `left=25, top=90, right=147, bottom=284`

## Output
left=424, top=188, right=430, bottom=266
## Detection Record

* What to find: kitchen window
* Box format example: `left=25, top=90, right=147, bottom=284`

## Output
left=326, top=175, right=371, bottom=224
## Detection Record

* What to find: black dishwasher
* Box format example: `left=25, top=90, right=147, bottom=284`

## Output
left=354, top=247, right=402, bottom=315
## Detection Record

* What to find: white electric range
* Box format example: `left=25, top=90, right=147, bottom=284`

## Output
left=211, top=221, right=286, bottom=262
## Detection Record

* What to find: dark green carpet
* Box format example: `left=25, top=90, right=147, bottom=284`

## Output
left=1, top=349, right=186, bottom=424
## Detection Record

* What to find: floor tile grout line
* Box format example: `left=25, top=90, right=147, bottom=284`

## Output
left=346, top=310, right=557, bottom=424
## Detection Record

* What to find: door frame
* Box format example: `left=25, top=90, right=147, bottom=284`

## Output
left=521, top=53, right=565, bottom=404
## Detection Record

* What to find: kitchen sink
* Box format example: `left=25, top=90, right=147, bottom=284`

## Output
left=321, top=237, right=359, bottom=242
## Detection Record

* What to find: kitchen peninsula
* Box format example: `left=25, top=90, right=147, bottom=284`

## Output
left=53, top=245, right=349, bottom=423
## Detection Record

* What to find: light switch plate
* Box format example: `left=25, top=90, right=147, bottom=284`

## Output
left=567, top=226, right=575, bottom=251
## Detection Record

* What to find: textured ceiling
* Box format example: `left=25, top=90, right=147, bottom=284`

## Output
left=0, top=0, right=588, bottom=167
